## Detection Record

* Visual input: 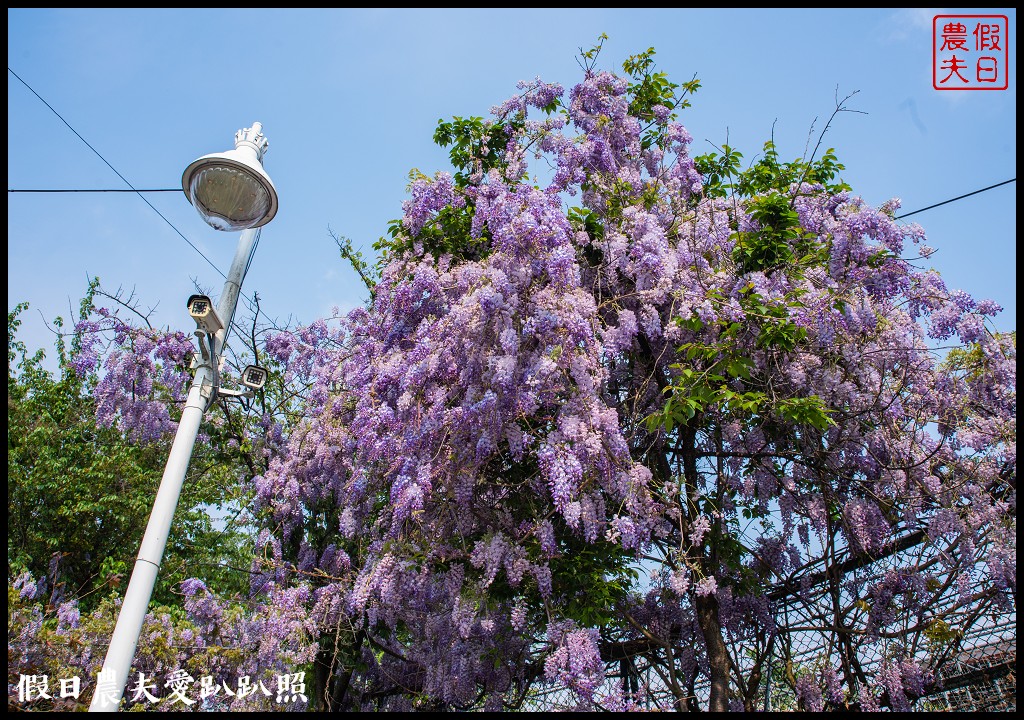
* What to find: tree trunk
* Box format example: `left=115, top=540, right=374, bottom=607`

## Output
left=694, top=593, right=731, bottom=712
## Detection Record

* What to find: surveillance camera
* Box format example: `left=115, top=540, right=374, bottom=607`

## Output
left=187, top=294, right=224, bottom=335
left=241, top=365, right=268, bottom=390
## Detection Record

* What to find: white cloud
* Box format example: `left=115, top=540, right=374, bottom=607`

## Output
left=881, top=8, right=944, bottom=43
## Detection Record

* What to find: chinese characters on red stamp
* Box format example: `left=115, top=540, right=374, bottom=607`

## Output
left=934, top=15, right=1009, bottom=90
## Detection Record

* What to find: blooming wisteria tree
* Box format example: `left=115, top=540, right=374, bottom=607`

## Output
left=9, top=571, right=316, bottom=711
left=13, top=42, right=1014, bottom=711
left=248, top=43, right=1014, bottom=710
left=7, top=283, right=258, bottom=614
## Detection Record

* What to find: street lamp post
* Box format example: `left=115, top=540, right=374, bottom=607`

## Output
left=88, top=122, right=278, bottom=712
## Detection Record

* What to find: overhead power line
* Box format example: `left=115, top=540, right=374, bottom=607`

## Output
left=8, top=67, right=227, bottom=282
left=896, top=178, right=1016, bottom=219
left=12, top=178, right=1017, bottom=222
left=9, top=188, right=179, bottom=193
left=13, top=177, right=1017, bottom=213
left=8, top=67, right=274, bottom=332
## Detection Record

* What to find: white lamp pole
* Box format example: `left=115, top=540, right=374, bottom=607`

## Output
left=88, top=122, right=278, bottom=712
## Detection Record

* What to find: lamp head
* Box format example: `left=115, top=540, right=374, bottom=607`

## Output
left=182, top=122, right=278, bottom=231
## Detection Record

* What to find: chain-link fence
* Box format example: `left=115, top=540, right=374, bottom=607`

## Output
left=922, top=632, right=1016, bottom=711
left=515, top=531, right=1015, bottom=712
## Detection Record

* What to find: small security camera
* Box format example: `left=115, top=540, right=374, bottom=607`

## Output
left=241, top=365, right=268, bottom=390
left=187, top=294, right=224, bottom=335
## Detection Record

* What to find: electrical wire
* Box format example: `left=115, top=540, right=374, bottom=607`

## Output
left=9, top=66, right=272, bottom=331
left=896, top=178, right=1016, bottom=219
left=8, top=188, right=179, bottom=192
left=12, top=179, right=1017, bottom=221
left=8, top=67, right=229, bottom=282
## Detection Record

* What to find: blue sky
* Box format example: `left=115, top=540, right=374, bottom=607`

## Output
left=8, top=8, right=1017, bottom=367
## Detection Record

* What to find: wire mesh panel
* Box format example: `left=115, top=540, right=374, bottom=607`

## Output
left=507, top=531, right=1015, bottom=712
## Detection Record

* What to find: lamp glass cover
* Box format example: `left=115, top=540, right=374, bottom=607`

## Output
left=188, top=164, right=271, bottom=231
